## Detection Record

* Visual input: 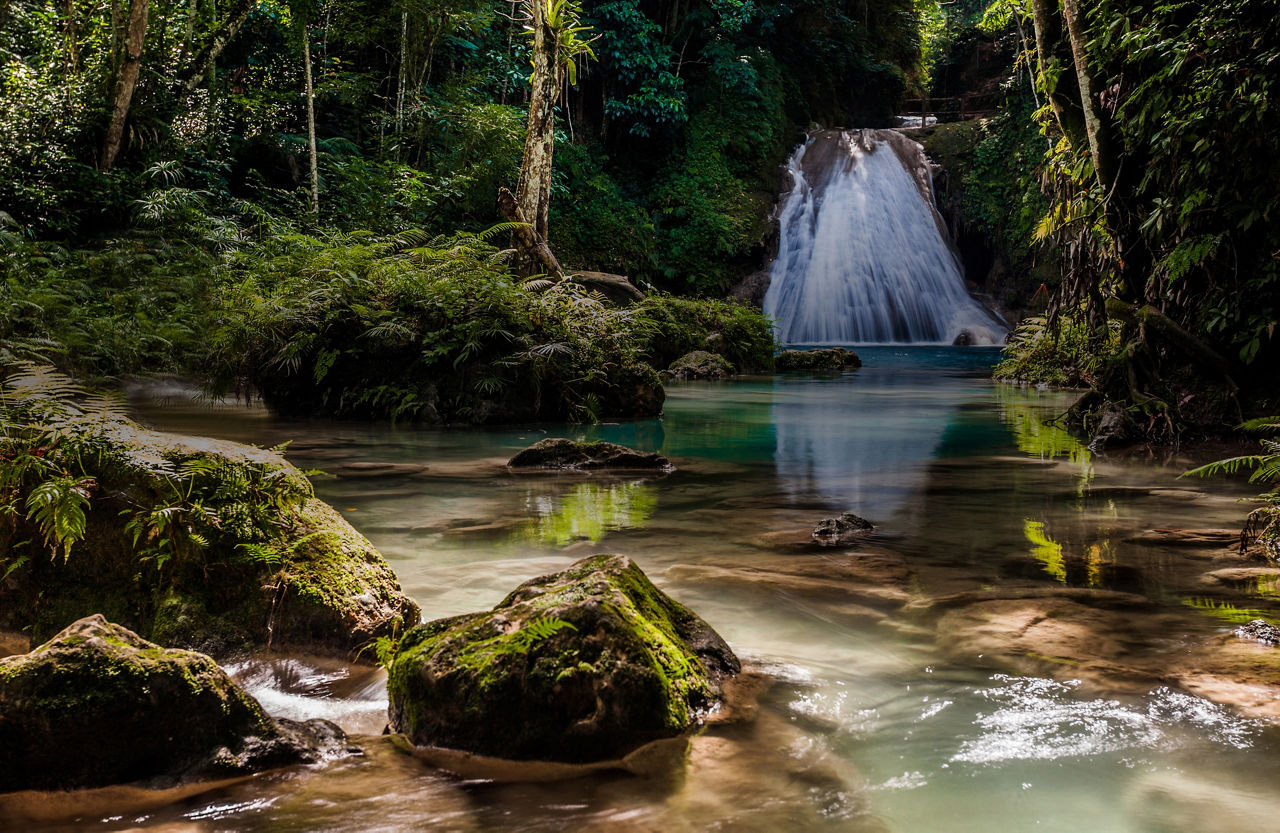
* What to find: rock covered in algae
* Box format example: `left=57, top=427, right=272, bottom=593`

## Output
left=0, top=615, right=348, bottom=792
left=774, top=347, right=862, bottom=371
left=387, top=554, right=740, bottom=762
left=0, top=418, right=420, bottom=657
left=667, top=350, right=733, bottom=380
left=507, top=438, right=672, bottom=471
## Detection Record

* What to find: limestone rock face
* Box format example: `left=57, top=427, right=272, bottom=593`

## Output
left=774, top=348, right=862, bottom=371
left=668, top=351, right=733, bottom=380
left=507, top=438, right=672, bottom=471
left=0, top=616, right=346, bottom=792
left=387, top=554, right=740, bottom=762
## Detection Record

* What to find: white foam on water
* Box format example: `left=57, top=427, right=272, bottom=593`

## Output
left=950, top=675, right=1259, bottom=765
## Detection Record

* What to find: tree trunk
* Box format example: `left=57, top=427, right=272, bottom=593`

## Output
left=99, top=0, right=150, bottom=171
left=302, top=23, right=319, bottom=215
left=498, top=187, right=563, bottom=277
left=1061, top=0, right=1116, bottom=194
left=1029, top=0, right=1085, bottom=146
left=177, top=0, right=255, bottom=93
left=517, top=0, right=558, bottom=242
left=64, top=0, right=79, bottom=74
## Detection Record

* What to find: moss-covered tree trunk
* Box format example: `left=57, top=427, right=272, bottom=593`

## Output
left=99, top=0, right=150, bottom=171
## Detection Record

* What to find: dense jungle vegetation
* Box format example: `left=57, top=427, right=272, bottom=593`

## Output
left=0, top=0, right=1276, bottom=439
left=930, top=0, right=1279, bottom=445
left=0, top=0, right=929, bottom=421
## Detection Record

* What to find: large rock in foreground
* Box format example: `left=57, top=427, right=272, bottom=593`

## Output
left=775, top=347, right=862, bottom=371
left=507, top=438, right=672, bottom=471
left=0, top=616, right=346, bottom=792
left=0, top=411, right=420, bottom=656
left=387, top=554, right=739, bottom=762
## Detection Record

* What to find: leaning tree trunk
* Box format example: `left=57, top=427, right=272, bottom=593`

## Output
left=99, top=0, right=150, bottom=171
left=302, top=22, right=319, bottom=215
left=516, top=0, right=559, bottom=243
left=1061, top=0, right=1117, bottom=195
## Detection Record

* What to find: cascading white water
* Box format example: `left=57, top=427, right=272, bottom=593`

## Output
left=763, top=129, right=1007, bottom=346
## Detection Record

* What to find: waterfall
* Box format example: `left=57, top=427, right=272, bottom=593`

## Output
left=762, top=129, right=1008, bottom=346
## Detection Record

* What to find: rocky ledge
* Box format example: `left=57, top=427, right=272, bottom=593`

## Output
left=387, top=554, right=740, bottom=762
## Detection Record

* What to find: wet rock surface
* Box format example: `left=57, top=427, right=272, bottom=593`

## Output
left=1234, top=619, right=1280, bottom=646
left=812, top=512, right=875, bottom=546
left=667, top=350, right=733, bottom=380
left=387, top=554, right=740, bottom=762
left=507, top=438, right=672, bottom=471
left=774, top=347, right=862, bottom=371
left=0, top=616, right=349, bottom=792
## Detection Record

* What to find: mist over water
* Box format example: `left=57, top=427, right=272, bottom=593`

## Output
left=763, top=130, right=1007, bottom=346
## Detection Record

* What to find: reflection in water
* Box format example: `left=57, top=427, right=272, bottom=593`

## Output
left=515, top=480, right=657, bottom=546
left=995, top=384, right=1093, bottom=481
left=769, top=350, right=989, bottom=520
left=1024, top=519, right=1067, bottom=582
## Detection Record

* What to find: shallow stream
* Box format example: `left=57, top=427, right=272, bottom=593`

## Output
left=14, top=347, right=1280, bottom=832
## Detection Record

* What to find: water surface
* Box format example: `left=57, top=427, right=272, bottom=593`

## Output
left=15, top=347, right=1280, bottom=833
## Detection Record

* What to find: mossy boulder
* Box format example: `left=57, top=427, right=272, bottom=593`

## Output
left=386, top=554, right=740, bottom=762
left=667, top=350, right=733, bottom=380
left=775, top=347, right=862, bottom=371
left=0, top=615, right=347, bottom=792
left=507, top=438, right=672, bottom=471
left=0, top=407, right=419, bottom=657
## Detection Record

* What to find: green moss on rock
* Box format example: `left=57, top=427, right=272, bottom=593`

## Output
left=0, top=615, right=345, bottom=792
left=667, top=350, right=733, bottom=380
left=387, top=554, right=739, bottom=762
left=0, top=379, right=419, bottom=656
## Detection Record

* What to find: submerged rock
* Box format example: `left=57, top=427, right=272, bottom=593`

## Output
left=774, top=347, right=862, bottom=371
left=1235, top=619, right=1280, bottom=646
left=507, top=438, right=672, bottom=471
left=0, top=418, right=420, bottom=656
left=668, top=351, right=733, bottom=381
left=812, top=513, right=875, bottom=546
left=387, top=554, right=740, bottom=762
left=0, top=616, right=347, bottom=792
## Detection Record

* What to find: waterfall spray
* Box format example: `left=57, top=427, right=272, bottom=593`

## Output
left=763, top=129, right=1007, bottom=346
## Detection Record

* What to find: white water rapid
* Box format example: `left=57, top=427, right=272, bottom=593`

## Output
left=763, top=129, right=1008, bottom=346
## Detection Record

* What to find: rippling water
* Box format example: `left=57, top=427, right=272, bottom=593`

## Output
left=10, top=347, right=1280, bottom=832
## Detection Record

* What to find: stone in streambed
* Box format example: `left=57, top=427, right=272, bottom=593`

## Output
left=774, top=348, right=861, bottom=371
left=667, top=351, right=733, bottom=380
left=1235, top=619, right=1280, bottom=646
left=0, top=616, right=348, bottom=792
left=507, top=438, right=672, bottom=471
left=812, top=513, right=875, bottom=546
left=387, top=554, right=740, bottom=762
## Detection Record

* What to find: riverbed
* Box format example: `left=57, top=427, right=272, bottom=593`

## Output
left=13, top=347, right=1280, bottom=832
